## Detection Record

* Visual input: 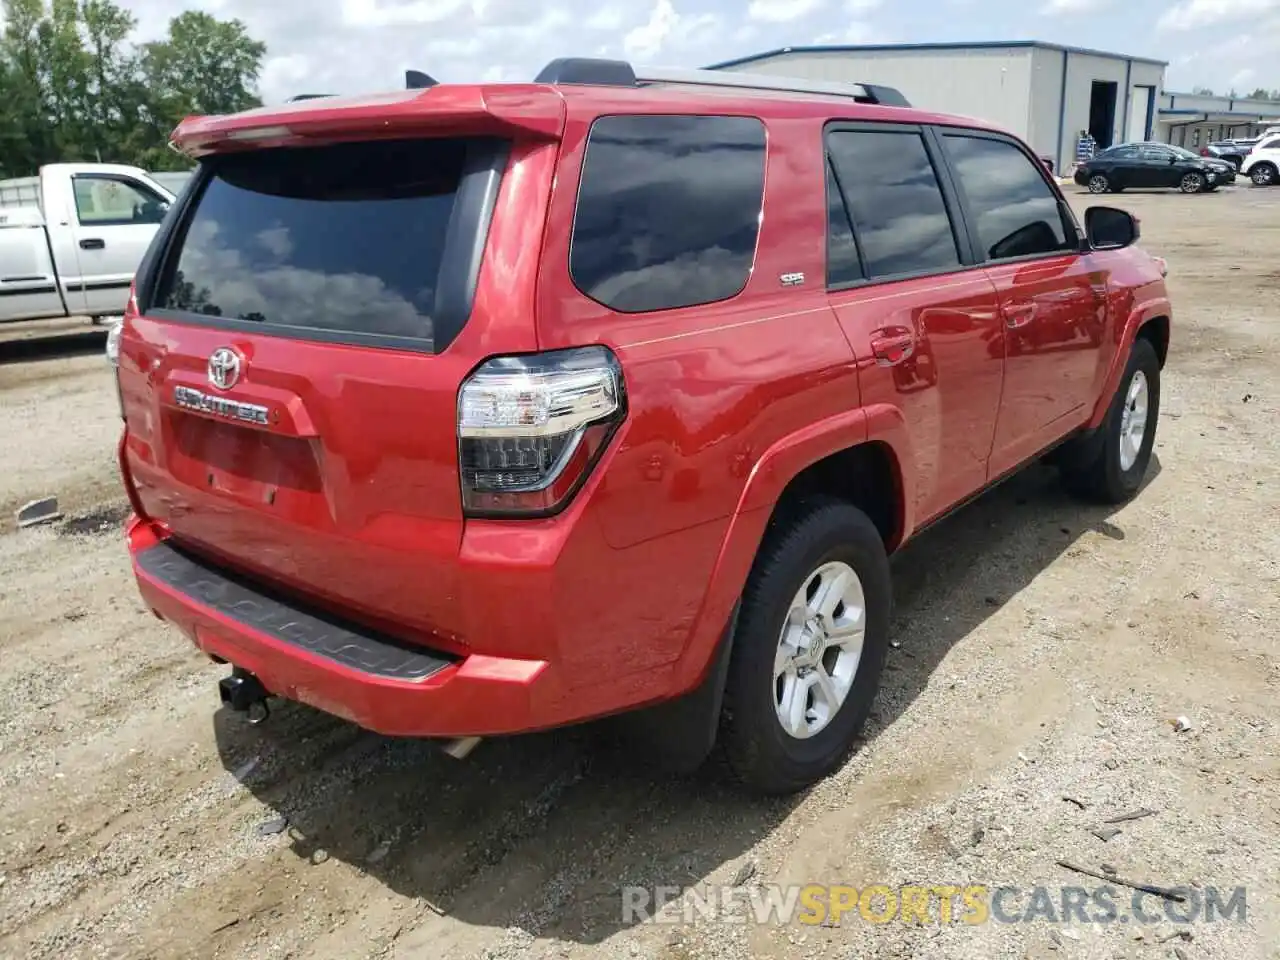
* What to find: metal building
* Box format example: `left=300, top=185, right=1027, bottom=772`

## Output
left=1157, top=92, right=1280, bottom=149
left=708, top=41, right=1167, bottom=175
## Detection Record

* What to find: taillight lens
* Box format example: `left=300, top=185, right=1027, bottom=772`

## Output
left=458, top=346, right=625, bottom=517
left=106, top=283, right=137, bottom=418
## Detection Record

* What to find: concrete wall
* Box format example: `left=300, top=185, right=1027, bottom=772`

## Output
left=722, top=48, right=1034, bottom=140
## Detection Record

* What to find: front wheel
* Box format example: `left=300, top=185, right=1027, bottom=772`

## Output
left=1180, top=172, right=1206, bottom=193
left=1251, top=162, right=1277, bottom=186
left=1087, top=174, right=1111, bottom=194
left=1060, top=338, right=1161, bottom=503
left=721, top=499, right=891, bottom=795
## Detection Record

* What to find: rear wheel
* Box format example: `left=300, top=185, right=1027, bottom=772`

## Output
left=1180, top=172, right=1205, bottom=193
left=1087, top=174, right=1111, bottom=194
left=721, top=498, right=891, bottom=795
left=1060, top=338, right=1160, bottom=504
left=1251, top=162, right=1277, bottom=186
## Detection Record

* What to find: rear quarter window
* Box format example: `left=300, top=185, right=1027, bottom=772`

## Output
left=569, top=114, right=766, bottom=313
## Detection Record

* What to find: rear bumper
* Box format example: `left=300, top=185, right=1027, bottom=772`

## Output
left=127, top=518, right=567, bottom=738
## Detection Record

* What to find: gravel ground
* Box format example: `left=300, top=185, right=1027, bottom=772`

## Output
left=1, top=188, right=1277, bottom=960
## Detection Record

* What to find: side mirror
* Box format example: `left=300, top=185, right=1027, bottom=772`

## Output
left=1085, top=206, right=1139, bottom=249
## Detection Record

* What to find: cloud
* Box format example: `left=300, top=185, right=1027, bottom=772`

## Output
left=747, top=0, right=827, bottom=22
left=623, top=0, right=717, bottom=60
left=1041, top=0, right=1110, bottom=14
left=1158, top=0, right=1277, bottom=31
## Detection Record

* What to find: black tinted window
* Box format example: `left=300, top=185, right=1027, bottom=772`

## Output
left=943, top=135, right=1073, bottom=261
left=826, top=162, right=863, bottom=286
left=1259, top=137, right=1280, bottom=151
left=157, top=138, right=482, bottom=343
left=826, top=130, right=960, bottom=279
left=570, top=115, right=765, bottom=313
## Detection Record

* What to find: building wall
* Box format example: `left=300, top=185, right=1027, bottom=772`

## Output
left=1028, top=48, right=1067, bottom=168
left=720, top=48, right=1035, bottom=140
left=1033, top=52, right=1166, bottom=172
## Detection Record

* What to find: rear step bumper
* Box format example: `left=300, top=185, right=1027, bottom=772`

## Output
left=127, top=519, right=555, bottom=738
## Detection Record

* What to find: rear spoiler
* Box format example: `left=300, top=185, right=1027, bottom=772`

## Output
left=170, top=85, right=565, bottom=157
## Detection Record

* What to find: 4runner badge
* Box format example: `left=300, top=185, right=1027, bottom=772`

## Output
left=207, top=347, right=242, bottom=390
left=174, top=385, right=269, bottom=425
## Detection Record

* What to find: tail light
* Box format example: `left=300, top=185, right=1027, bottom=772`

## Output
left=457, top=345, right=625, bottom=517
left=1200, top=148, right=1210, bottom=156
left=105, top=282, right=137, bottom=417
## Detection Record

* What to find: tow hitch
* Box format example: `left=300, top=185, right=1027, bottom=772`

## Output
left=218, top=667, right=270, bottom=724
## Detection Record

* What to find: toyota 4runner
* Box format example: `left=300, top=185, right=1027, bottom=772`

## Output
left=112, top=58, right=1171, bottom=794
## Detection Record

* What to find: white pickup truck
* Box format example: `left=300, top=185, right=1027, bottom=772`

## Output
left=1, top=163, right=178, bottom=324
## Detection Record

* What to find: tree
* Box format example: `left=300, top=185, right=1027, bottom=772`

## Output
left=0, top=0, right=266, bottom=177
left=1248, top=87, right=1273, bottom=100
left=1192, top=86, right=1215, bottom=96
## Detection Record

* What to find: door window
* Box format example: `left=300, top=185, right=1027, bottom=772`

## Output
left=72, top=176, right=168, bottom=226
left=825, top=128, right=960, bottom=280
left=942, top=134, right=1075, bottom=262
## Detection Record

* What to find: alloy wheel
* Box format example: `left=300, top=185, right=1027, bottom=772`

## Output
left=1118, top=369, right=1150, bottom=472
left=773, top=561, right=866, bottom=740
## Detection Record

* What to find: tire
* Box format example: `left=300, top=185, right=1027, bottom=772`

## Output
left=1060, top=338, right=1161, bottom=504
left=1180, top=172, right=1205, bottom=193
left=1087, top=174, right=1111, bottom=194
left=1251, top=162, right=1277, bottom=186
left=721, top=498, right=891, bottom=795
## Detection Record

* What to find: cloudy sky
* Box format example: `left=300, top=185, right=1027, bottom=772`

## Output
left=119, top=0, right=1280, bottom=103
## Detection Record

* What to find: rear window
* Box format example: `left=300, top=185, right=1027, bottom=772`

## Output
left=569, top=114, right=766, bottom=314
left=155, top=138, right=497, bottom=347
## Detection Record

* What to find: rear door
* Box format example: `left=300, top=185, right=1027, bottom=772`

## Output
left=119, top=135, right=523, bottom=639
left=824, top=123, right=1006, bottom=521
left=936, top=129, right=1108, bottom=475
left=1103, top=145, right=1145, bottom=188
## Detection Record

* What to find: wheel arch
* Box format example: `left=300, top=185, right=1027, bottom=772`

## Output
left=666, top=405, right=912, bottom=694
left=1088, top=301, right=1171, bottom=429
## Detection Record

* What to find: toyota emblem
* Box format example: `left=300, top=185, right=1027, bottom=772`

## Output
left=207, top=348, right=242, bottom=390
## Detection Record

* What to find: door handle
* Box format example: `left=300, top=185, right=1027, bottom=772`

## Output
left=79, top=238, right=105, bottom=250
left=870, top=328, right=915, bottom=366
left=1003, top=303, right=1036, bottom=329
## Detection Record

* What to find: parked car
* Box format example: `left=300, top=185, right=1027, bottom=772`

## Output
left=112, top=59, right=1171, bottom=795
left=1203, top=139, right=1256, bottom=169
left=1074, top=142, right=1221, bottom=193
left=0, top=163, right=174, bottom=323
left=1241, top=134, right=1280, bottom=185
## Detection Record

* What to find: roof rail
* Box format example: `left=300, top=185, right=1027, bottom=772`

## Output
left=531, top=57, right=910, bottom=107
left=288, top=94, right=335, bottom=102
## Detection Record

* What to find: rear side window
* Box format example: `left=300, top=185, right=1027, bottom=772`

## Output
left=825, top=161, right=863, bottom=286
left=826, top=129, right=960, bottom=280
left=155, top=138, right=497, bottom=347
left=942, top=135, right=1073, bottom=261
left=570, top=115, right=766, bottom=313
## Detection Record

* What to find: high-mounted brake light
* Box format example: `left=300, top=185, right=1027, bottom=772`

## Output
left=458, top=346, right=625, bottom=517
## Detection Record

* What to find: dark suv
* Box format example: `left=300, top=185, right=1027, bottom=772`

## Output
left=112, top=58, right=1171, bottom=794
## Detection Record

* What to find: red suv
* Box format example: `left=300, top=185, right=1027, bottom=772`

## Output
left=113, top=59, right=1170, bottom=794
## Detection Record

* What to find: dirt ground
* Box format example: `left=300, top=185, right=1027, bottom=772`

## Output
left=1, top=187, right=1277, bottom=960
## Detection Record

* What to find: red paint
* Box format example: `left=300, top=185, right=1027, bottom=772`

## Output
left=120, top=81, right=1171, bottom=739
